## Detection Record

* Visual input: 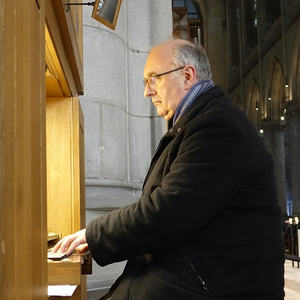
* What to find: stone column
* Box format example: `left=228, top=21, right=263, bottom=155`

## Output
left=79, top=1, right=172, bottom=298
left=148, top=0, right=173, bottom=152
left=286, top=102, right=300, bottom=215
left=263, top=120, right=287, bottom=216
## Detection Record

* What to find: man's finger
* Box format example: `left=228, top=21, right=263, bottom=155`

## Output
left=59, top=236, right=76, bottom=254
left=52, top=240, right=63, bottom=253
left=76, top=243, right=89, bottom=253
left=65, top=238, right=83, bottom=256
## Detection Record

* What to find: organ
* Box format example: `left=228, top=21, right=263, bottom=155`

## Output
left=0, top=1, right=91, bottom=299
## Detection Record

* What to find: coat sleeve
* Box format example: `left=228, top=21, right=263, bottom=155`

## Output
left=86, top=107, right=269, bottom=266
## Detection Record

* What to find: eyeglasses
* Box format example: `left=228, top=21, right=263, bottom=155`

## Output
left=143, top=66, right=185, bottom=88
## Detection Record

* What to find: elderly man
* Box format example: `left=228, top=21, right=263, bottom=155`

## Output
left=53, top=39, right=284, bottom=300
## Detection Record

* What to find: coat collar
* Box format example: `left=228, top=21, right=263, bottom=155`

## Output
left=167, top=85, right=225, bottom=135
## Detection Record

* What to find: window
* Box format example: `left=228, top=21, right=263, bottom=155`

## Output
left=172, top=0, right=203, bottom=44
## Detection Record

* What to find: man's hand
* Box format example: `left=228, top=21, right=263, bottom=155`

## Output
left=52, top=229, right=88, bottom=256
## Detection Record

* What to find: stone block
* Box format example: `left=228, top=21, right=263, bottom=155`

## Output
left=149, top=0, right=173, bottom=46
left=126, top=0, right=149, bottom=50
left=86, top=185, right=141, bottom=210
left=129, top=116, right=152, bottom=182
left=83, top=26, right=126, bottom=107
left=101, top=104, right=127, bottom=180
left=80, top=99, right=101, bottom=179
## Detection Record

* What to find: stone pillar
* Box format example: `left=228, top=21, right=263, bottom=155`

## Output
left=263, top=121, right=287, bottom=216
left=148, top=0, right=173, bottom=151
left=79, top=1, right=172, bottom=298
left=205, top=0, right=227, bottom=88
left=286, top=103, right=300, bottom=215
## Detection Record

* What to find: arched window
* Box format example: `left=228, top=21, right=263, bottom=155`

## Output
left=269, top=59, right=285, bottom=121
left=172, top=0, right=203, bottom=44
left=246, top=81, right=260, bottom=128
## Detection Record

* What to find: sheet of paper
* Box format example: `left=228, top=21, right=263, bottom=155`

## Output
left=48, top=285, right=77, bottom=296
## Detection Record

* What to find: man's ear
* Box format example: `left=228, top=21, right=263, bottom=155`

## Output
left=183, top=65, right=197, bottom=90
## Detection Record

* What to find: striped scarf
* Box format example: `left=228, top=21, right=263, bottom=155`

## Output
left=173, top=80, right=215, bottom=126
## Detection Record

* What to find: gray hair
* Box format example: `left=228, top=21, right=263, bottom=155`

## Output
left=172, top=42, right=212, bottom=81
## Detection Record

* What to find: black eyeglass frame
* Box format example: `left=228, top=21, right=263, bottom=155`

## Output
left=143, top=66, right=185, bottom=87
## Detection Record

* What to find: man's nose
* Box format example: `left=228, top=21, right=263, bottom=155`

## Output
left=144, top=83, right=156, bottom=98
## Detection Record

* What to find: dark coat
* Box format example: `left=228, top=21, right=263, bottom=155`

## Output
left=86, top=86, right=285, bottom=300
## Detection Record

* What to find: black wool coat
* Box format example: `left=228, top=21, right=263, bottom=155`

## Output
left=86, top=86, right=285, bottom=300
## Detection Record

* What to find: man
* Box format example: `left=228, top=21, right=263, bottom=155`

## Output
left=53, top=39, right=284, bottom=299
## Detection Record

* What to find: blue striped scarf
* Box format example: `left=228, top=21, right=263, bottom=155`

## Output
left=173, top=80, right=215, bottom=126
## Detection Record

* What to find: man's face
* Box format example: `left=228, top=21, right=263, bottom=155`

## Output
left=143, top=44, right=186, bottom=121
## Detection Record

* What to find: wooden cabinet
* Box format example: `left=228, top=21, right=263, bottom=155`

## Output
left=0, top=1, right=47, bottom=299
left=45, top=2, right=89, bottom=298
left=0, top=1, right=88, bottom=299
left=46, top=97, right=88, bottom=300
left=46, top=97, right=85, bottom=237
left=48, top=252, right=92, bottom=300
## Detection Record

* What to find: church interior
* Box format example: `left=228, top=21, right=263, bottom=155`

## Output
left=1, top=0, right=300, bottom=299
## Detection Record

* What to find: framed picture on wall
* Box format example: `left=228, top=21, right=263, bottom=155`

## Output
left=91, top=0, right=122, bottom=30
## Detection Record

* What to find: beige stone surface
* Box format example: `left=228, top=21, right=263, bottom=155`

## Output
left=285, top=260, right=300, bottom=299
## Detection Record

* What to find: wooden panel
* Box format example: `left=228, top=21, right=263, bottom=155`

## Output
left=48, top=257, right=81, bottom=285
left=46, top=0, right=84, bottom=95
left=46, top=97, right=73, bottom=237
left=79, top=107, right=86, bottom=229
left=69, top=0, right=83, bottom=69
left=48, top=252, right=90, bottom=300
left=46, top=97, right=87, bottom=299
left=72, top=98, right=86, bottom=231
left=80, top=276, right=87, bottom=300
left=53, top=0, right=84, bottom=94
left=0, top=0, right=47, bottom=299
left=45, top=25, right=70, bottom=97
left=46, top=97, right=86, bottom=237
left=46, top=75, right=64, bottom=97
left=45, top=0, right=77, bottom=96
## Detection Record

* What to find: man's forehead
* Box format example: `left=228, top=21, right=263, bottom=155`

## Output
left=143, top=44, right=173, bottom=76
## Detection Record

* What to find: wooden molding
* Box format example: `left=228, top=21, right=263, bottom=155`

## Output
left=49, top=0, right=84, bottom=95
left=45, top=0, right=83, bottom=96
